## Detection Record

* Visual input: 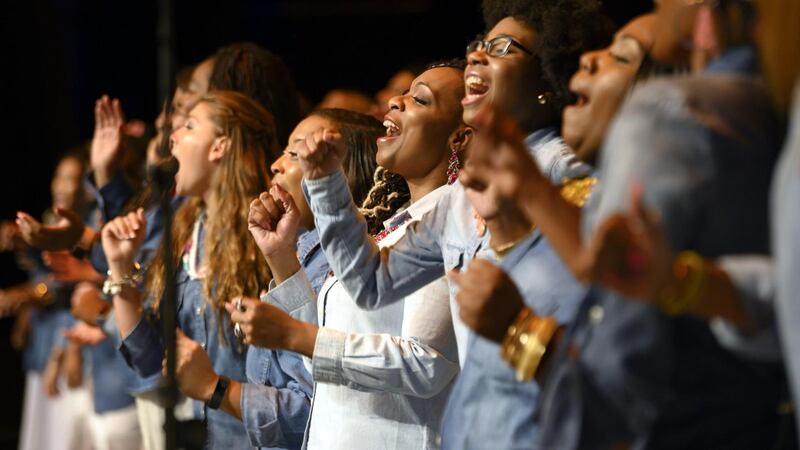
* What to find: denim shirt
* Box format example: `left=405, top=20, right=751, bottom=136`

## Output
left=89, top=322, right=138, bottom=414
left=269, top=186, right=457, bottom=449
left=119, top=219, right=253, bottom=450
left=304, top=127, right=591, bottom=449
left=539, top=74, right=789, bottom=450
left=774, top=84, right=800, bottom=435
left=240, top=229, right=323, bottom=449
left=441, top=230, right=587, bottom=450
left=84, top=171, right=135, bottom=223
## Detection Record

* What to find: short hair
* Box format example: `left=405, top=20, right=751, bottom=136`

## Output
left=482, top=0, right=615, bottom=111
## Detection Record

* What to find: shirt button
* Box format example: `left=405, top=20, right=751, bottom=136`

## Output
left=195, top=307, right=202, bottom=316
left=200, top=342, right=206, bottom=350
left=589, top=305, right=604, bottom=324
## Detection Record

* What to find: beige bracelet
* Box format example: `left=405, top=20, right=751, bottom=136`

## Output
left=102, top=262, right=143, bottom=296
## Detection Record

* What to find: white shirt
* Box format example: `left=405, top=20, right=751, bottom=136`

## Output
left=270, top=185, right=459, bottom=450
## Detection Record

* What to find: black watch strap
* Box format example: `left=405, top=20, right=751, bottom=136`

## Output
left=207, top=376, right=230, bottom=410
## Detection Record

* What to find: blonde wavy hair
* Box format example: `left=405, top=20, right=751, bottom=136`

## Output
left=147, top=90, right=278, bottom=340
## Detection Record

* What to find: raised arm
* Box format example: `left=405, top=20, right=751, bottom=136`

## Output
left=101, top=208, right=165, bottom=376
left=296, top=127, right=446, bottom=309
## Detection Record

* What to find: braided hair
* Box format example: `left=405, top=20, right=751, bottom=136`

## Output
left=359, top=167, right=410, bottom=235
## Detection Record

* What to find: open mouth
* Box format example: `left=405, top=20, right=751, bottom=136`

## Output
left=378, top=116, right=402, bottom=144
left=383, top=118, right=401, bottom=137
left=463, top=74, right=489, bottom=106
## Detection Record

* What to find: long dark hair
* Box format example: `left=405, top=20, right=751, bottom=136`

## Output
left=210, top=42, right=301, bottom=147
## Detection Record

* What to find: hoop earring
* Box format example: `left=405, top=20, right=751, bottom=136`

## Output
left=446, top=147, right=461, bottom=185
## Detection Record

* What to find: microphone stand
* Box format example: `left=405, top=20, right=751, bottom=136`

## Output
left=150, top=161, right=178, bottom=450
left=150, top=159, right=207, bottom=450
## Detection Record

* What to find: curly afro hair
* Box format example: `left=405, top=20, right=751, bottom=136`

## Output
left=482, top=0, right=614, bottom=112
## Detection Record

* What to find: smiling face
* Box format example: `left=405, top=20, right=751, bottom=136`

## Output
left=463, top=17, right=547, bottom=129
left=272, top=115, right=332, bottom=230
left=377, top=67, right=465, bottom=182
left=170, top=102, right=225, bottom=198
left=562, top=14, right=655, bottom=163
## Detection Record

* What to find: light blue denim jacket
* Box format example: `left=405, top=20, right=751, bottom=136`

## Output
left=303, top=127, right=591, bottom=449
left=539, top=73, right=789, bottom=450
left=441, top=229, right=587, bottom=450
left=119, top=219, right=254, bottom=449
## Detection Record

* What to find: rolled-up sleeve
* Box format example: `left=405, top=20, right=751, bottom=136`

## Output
left=311, top=278, right=459, bottom=398
left=303, top=171, right=446, bottom=310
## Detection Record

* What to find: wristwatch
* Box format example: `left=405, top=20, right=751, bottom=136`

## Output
left=206, top=376, right=230, bottom=410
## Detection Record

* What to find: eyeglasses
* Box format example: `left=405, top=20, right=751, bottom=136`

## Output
left=466, top=36, right=533, bottom=57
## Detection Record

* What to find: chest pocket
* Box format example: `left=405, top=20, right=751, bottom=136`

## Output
left=176, top=273, right=209, bottom=343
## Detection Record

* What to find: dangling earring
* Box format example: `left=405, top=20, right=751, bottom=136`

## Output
left=446, top=147, right=461, bottom=185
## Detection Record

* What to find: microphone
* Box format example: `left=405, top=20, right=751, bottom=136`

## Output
left=148, top=157, right=179, bottom=195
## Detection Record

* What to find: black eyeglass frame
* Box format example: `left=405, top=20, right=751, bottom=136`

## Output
left=466, top=36, right=533, bottom=57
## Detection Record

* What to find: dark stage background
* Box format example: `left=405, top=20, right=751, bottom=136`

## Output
left=0, top=0, right=650, bottom=446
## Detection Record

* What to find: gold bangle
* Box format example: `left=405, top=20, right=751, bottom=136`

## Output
left=514, top=315, right=558, bottom=381
left=500, top=308, right=558, bottom=381
left=501, top=308, right=534, bottom=367
left=659, top=250, right=706, bottom=316
left=559, top=176, right=598, bottom=207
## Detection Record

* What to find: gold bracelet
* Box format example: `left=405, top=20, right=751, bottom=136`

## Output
left=659, top=250, right=706, bottom=316
left=500, top=308, right=558, bottom=381
left=514, top=315, right=558, bottom=381
left=501, top=308, right=534, bottom=367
